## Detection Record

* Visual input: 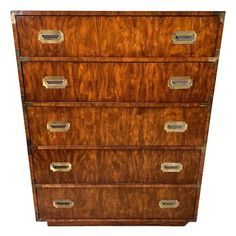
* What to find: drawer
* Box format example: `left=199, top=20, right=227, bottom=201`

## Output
left=23, top=62, right=216, bottom=103
left=36, top=186, right=197, bottom=220
left=32, top=149, right=202, bottom=184
left=27, top=106, right=208, bottom=146
left=16, top=16, right=220, bottom=57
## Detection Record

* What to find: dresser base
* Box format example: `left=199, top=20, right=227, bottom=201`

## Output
left=47, top=219, right=193, bottom=226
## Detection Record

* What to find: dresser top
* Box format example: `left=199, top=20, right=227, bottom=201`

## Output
left=11, top=11, right=224, bottom=17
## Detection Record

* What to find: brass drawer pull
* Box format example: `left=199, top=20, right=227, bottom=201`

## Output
left=43, top=76, right=67, bottom=89
left=164, top=121, right=187, bottom=133
left=159, top=200, right=180, bottom=209
left=172, top=31, right=197, bottom=44
left=161, top=162, right=183, bottom=172
left=38, top=30, right=64, bottom=43
left=168, top=77, right=193, bottom=89
left=53, top=199, right=74, bottom=208
left=47, top=121, right=70, bottom=132
left=50, top=162, right=72, bottom=172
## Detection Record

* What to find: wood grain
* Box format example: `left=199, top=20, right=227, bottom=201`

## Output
left=27, top=106, right=209, bottom=146
left=16, top=16, right=220, bottom=57
left=32, top=149, right=201, bottom=184
left=23, top=62, right=216, bottom=103
left=36, top=186, right=197, bottom=220
left=11, top=11, right=225, bottom=226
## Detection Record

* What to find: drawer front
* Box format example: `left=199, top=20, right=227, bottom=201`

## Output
left=27, top=107, right=208, bottom=146
left=37, top=186, right=197, bottom=219
left=17, top=16, right=219, bottom=57
left=32, top=149, right=201, bottom=184
left=23, top=62, right=215, bottom=103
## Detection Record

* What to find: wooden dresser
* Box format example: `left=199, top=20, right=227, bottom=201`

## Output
left=12, top=11, right=224, bottom=226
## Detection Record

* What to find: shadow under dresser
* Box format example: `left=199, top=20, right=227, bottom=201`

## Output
left=11, top=11, right=225, bottom=226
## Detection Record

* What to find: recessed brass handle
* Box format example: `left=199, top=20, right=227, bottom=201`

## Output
left=164, top=121, right=188, bottom=133
left=43, top=76, right=67, bottom=89
left=159, top=200, right=180, bottom=209
left=161, top=162, right=183, bottom=172
left=168, top=77, right=193, bottom=89
left=53, top=199, right=74, bottom=208
left=47, top=121, right=70, bottom=132
left=172, top=31, right=197, bottom=44
left=38, top=30, right=64, bottom=44
left=50, top=162, right=72, bottom=172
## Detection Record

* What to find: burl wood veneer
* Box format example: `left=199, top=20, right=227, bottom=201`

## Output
left=12, top=11, right=224, bottom=226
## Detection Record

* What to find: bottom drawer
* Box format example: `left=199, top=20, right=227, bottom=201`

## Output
left=36, top=186, right=198, bottom=220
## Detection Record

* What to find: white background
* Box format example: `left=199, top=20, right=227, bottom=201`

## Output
left=0, top=0, right=235, bottom=235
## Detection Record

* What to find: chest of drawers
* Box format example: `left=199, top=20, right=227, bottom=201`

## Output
left=12, top=11, right=224, bottom=226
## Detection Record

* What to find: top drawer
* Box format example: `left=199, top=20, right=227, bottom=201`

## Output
left=16, top=15, right=220, bottom=57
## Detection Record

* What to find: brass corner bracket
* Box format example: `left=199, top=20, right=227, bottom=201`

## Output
left=214, top=11, right=225, bottom=24
left=11, top=11, right=23, bottom=24
left=219, top=12, right=225, bottom=24
left=208, top=49, right=220, bottom=63
left=196, top=146, right=206, bottom=154
left=208, top=56, right=219, bottom=63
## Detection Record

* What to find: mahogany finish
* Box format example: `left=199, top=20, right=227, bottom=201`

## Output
left=36, top=186, right=197, bottom=220
left=12, top=11, right=225, bottom=226
left=17, top=16, right=220, bottom=57
left=27, top=106, right=209, bottom=146
left=32, top=149, right=202, bottom=184
left=23, top=62, right=216, bottom=103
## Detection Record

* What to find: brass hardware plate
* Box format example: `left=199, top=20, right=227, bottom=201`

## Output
left=168, top=77, right=193, bottom=89
left=50, top=162, right=72, bottom=172
left=172, top=31, right=197, bottom=44
left=53, top=199, right=74, bottom=208
left=47, top=121, right=70, bottom=132
left=43, top=76, right=68, bottom=89
left=38, top=30, right=64, bottom=44
left=161, top=162, right=183, bottom=172
left=159, top=200, right=180, bottom=209
left=164, top=121, right=188, bottom=132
